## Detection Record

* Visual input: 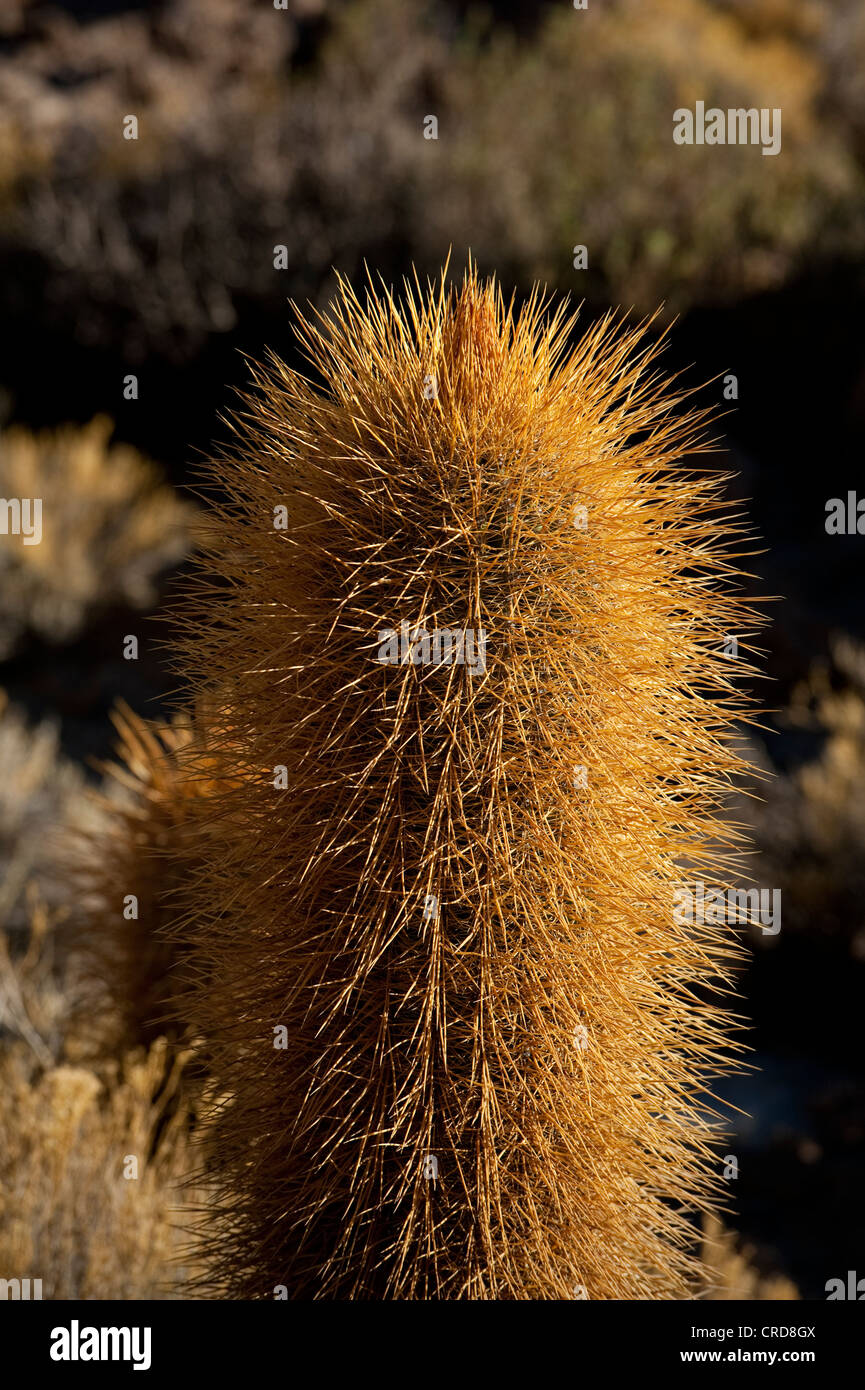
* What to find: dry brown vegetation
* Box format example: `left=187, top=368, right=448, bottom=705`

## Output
left=0, top=696, right=205, bottom=1300
left=0, top=416, right=194, bottom=656
left=699, top=1212, right=799, bottom=1300
left=1, top=0, right=863, bottom=356
left=0, top=690, right=83, bottom=944
left=0, top=1034, right=200, bottom=1300
left=747, top=637, right=865, bottom=961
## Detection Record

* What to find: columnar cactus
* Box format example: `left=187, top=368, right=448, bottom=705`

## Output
left=171, top=266, right=759, bottom=1299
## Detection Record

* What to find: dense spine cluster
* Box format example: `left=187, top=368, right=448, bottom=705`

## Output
left=171, top=266, right=760, bottom=1298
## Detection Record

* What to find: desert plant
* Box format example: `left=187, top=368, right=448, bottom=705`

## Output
left=169, top=265, right=762, bottom=1299
left=66, top=701, right=226, bottom=1060
left=699, top=1212, right=798, bottom=1300
left=748, top=635, right=865, bottom=960
left=1, top=0, right=862, bottom=359
left=0, top=416, right=194, bottom=657
left=0, top=1035, right=201, bottom=1299
left=0, top=690, right=85, bottom=946
left=0, top=893, right=205, bottom=1301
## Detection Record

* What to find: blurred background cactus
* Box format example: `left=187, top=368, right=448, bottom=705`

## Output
left=67, top=701, right=221, bottom=1059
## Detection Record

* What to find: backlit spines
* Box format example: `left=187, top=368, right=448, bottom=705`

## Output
left=170, top=265, right=761, bottom=1298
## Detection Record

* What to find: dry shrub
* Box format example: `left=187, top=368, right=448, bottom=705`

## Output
left=432, top=0, right=858, bottom=311
left=821, top=1, right=865, bottom=161
left=0, top=689, right=209, bottom=1300
left=718, top=0, right=865, bottom=162
left=0, top=1035, right=201, bottom=1300
left=0, top=896, right=65, bottom=1072
left=0, top=0, right=862, bottom=356
left=168, top=265, right=762, bottom=1299
left=0, top=848, right=207, bottom=1299
left=750, top=636, right=865, bottom=959
left=699, top=1212, right=799, bottom=1300
left=0, top=0, right=314, bottom=354
left=714, top=0, right=825, bottom=44
left=0, top=690, right=84, bottom=945
left=0, top=416, right=194, bottom=656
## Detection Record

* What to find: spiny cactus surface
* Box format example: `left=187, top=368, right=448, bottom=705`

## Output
left=172, top=266, right=761, bottom=1299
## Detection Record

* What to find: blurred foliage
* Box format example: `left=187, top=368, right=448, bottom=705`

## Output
left=0, top=1031, right=201, bottom=1298
left=435, top=0, right=861, bottom=310
left=0, top=739, right=206, bottom=1299
left=0, top=0, right=863, bottom=357
left=0, top=415, right=194, bottom=657
left=0, top=690, right=83, bottom=944
left=699, top=1212, right=799, bottom=1299
left=750, top=637, right=865, bottom=961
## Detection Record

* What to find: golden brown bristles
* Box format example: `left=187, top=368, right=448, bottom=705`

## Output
left=67, top=702, right=221, bottom=1059
left=171, top=264, right=763, bottom=1299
